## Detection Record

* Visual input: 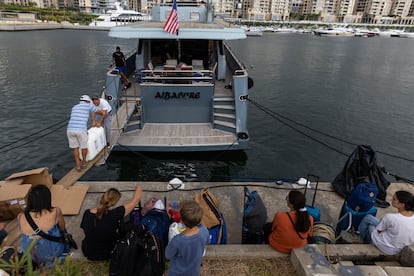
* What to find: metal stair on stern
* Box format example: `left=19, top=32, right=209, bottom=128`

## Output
left=213, top=96, right=236, bottom=133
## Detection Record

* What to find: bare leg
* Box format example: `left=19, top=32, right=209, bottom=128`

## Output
left=73, top=148, right=81, bottom=170
left=120, top=72, right=131, bottom=85
left=81, top=148, right=88, bottom=167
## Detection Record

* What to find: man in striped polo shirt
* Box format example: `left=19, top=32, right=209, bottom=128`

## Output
left=67, top=95, right=98, bottom=171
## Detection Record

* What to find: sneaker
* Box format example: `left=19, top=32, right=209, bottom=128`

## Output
left=375, top=198, right=390, bottom=208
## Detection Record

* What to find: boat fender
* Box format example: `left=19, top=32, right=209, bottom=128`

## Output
left=248, top=77, right=254, bottom=89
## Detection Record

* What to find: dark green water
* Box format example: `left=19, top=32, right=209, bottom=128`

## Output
left=1, top=30, right=414, bottom=183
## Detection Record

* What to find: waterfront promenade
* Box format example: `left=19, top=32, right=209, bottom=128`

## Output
left=0, top=21, right=110, bottom=31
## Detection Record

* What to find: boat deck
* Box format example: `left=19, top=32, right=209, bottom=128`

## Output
left=117, top=123, right=237, bottom=148
left=107, top=69, right=239, bottom=152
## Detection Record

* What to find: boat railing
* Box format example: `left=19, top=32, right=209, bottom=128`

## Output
left=224, top=43, right=246, bottom=74
left=139, top=69, right=215, bottom=84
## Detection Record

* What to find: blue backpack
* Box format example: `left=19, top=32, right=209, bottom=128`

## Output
left=141, top=209, right=170, bottom=248
left=209, top=214, right=227, bottom=244
left=346, top=182, right=379, bottom=212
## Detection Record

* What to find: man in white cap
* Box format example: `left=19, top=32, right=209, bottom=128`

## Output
left=67, top=95, right=98, bottom=171
left=91, top=95, right=112, bottom=147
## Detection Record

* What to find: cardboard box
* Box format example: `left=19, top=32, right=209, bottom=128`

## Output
left=0, top=184, right=31, bottom=221
left=5, top=167, right=53, bottom=188
left=1, top=168, right=88, bottom=221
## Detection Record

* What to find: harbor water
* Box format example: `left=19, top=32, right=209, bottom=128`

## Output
left=1, top=30, right=414, bottom=183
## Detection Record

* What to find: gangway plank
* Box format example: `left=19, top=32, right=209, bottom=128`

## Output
left=56, top=149, right=107, bottom=188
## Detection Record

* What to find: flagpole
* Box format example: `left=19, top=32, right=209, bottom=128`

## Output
left=177, top=39, right=181, bottom=63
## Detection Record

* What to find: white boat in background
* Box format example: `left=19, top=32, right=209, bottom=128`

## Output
left=240, top=26, right=263, bottom=36
left=353, top=28, right=379, bottom=37
left=89, top=1, right=148, bottom=27
left=396, top=32, right=414, bottom=38
left=272, top=27, right=297, bottom=33
left=313, top=27, right=354, bottom=36
left=377, top=29, right=405, bottom=37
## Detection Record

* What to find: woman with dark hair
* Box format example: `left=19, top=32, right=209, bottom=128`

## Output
left=359, top=190, right=414, bottom=255
left=268, top=190, right=313, bottom=253
left=18, top=184, right=69, bottom=266
left=81, top=186, right=142, bottom=261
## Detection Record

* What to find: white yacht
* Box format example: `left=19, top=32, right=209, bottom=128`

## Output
left=89, top=1, right=148, bottom=27
left=313, top=27, right=354, bottom=37
left=100, top=0, right=252, bottom=152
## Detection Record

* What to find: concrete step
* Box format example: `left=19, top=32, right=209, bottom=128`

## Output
left=204, top=244, right=288, bottom=259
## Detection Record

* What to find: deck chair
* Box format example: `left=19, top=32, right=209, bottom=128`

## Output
left=192, top=59, right=203, bottom=71
left=334, top=201, right=376, bottom=243
left=148, top=62, right=154, bottom=70
left=166, top=59, right=177, bottom=65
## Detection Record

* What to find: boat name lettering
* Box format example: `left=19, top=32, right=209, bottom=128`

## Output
left=155, top=92, right=200, bottom=99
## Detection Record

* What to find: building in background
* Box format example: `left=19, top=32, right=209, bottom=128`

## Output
left=1, top=0, right=414, bottom=24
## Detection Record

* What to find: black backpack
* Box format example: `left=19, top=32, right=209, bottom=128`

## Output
left=109, top=226, right=165, bottom=276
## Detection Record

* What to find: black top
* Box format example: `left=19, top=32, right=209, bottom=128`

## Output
left=81, top=206, right=125, bottom=261
left=112, top=51, right=125, bottom=67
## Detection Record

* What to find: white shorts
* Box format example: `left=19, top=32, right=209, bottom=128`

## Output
left=67, top=130, right=88, bottom=149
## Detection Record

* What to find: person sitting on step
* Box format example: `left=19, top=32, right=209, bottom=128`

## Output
left=266, top=190, right=313, bottom=253
left=358, top=190, right=414, bottom=255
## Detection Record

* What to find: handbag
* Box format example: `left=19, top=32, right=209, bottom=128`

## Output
left=24, top=211, right=78, bottom=250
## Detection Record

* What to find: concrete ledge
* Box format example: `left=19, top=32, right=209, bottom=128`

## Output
left=315, top=244, right=397, bottom=262
left=291, top=244, right=410, bottom=276
left=204, top=244, right=288, bottom=259
left=291, top=245, right=337, bottom=276
left=383, top=266, right=414, bottom=275
left=336, top=265, right=388, bottom=275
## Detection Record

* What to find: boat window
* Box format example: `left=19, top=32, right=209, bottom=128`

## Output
left=189, top=12, right=200, bottom=20
left=149, top=40, right=209, bottom=67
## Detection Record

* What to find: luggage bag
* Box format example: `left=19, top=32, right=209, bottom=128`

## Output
left=304, top=174, right=321, bottom=222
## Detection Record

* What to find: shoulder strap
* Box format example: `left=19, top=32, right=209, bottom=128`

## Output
left=24, top=211, right=64, bottom=243
left=286, top=212, right=305, bottom=240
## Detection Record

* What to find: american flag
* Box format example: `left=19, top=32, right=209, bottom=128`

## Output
left=164, top=0, right=179, bottom=35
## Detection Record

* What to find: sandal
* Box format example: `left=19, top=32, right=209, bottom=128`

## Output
left=81, top=163, right=87, bottom=169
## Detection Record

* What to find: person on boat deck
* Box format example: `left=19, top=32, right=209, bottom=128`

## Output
left=266, top=190, right=313, bottom=253
left=358, top=190, right=414, bottom=255
left=80, top=186, right=142, bottom=261
left=91, top=95, right=112, bottom=147
left=161, top=42, right=174, bottom=65
left=18, top=185, right=70, bottom=267
left=112, top=46, right=131, bottom=88
left=67, top=95, right=99, bottom=171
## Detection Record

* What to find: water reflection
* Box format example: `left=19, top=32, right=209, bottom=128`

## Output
left=107, top=151, right=248, bottom=182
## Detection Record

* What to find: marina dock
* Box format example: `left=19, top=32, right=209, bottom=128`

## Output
left=3, top=178, right=414, bottom=274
